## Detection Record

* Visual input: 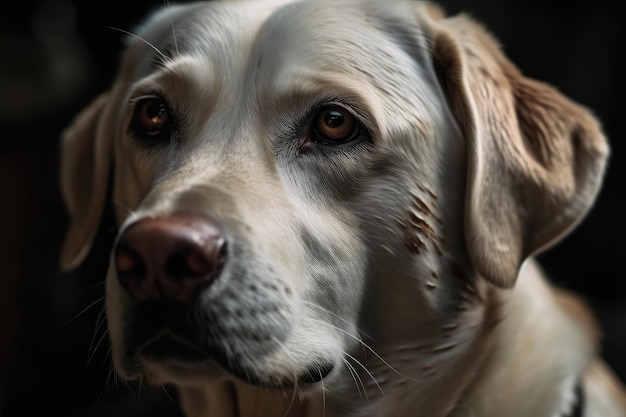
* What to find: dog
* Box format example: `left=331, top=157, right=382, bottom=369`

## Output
left=58, top=0, right=626, bottom=416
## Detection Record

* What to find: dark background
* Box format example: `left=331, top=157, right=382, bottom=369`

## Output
left=0, top=1, right=624, bottom=416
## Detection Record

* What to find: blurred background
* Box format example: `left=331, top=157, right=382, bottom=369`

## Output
left=0, top=0, right=624, bottom=416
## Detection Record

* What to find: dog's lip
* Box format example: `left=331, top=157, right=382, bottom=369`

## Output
left=138, top=329, right=208, bottom=362
left=297, top=362, right=335, bottom=384
left=133, top=329, right=335, bottom=387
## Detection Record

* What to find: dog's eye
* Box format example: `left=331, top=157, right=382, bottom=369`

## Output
left=314, top=105, right=359, bottom=143
left=132, top=96, right=171, bottom=137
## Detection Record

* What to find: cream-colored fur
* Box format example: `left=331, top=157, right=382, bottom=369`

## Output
left=59, top=1, right=626, bottom=416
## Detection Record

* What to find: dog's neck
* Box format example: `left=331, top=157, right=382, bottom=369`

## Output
left=326, top=251, right=503, bottom=417
left=328, top=259, right=594, bottom=417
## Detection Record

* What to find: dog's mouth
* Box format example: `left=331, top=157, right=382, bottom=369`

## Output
left=133, top=330, right=334, bottom=386
left=138, top=330, right=208, bottom=362
left=123, top=302, right=335, bottom=387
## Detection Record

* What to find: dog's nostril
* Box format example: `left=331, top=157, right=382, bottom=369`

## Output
left=166, top=250, right=201, bottom=280
left=165, top=243, right=224, bottom=280
left=115, top=246, right=145, bottom=275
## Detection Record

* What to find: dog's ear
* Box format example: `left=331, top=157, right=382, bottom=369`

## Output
left=60, top=93, right=112, bottom=271
left=425, top=11, right=609, bottom=288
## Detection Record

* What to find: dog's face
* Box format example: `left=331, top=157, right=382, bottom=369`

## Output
left=60, top=0, right=608, bottom=398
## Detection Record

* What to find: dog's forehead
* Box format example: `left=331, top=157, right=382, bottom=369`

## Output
left=130, top=0, right=293, bottom=79
left=251, top=0, right=430, bottom=88
left=136, top=0, right=431, bottom=84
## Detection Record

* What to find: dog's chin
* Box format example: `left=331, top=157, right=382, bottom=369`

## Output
left=120, top=331, right=336, bottom=389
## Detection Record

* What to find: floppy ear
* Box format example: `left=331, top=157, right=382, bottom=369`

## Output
left=426, top=12, right=609, bottom=288
left=60, top=93, right=112, bottom=271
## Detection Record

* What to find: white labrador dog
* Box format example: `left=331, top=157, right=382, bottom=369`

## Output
left=59, top=0, right=626, bottom=416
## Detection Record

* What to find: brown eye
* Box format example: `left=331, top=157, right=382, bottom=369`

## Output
left=134, top=97, right=170, bottom=136
left=314, top=105, right=358, bottom=143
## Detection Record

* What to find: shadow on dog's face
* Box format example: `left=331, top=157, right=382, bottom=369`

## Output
left=59, top=0, right=608, bottom=397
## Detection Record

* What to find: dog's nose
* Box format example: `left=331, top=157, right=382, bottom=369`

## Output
left=114, top=213, right=227, bottom=302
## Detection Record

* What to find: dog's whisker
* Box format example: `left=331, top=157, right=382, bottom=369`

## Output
left=163, top=0, right=180, bottom=57
left=278, top=373, right=298, bottom=416
left=86, top=280, right=107, bottom=291
left=137, top=378, right=144, bottom=398
left=109, top=366, right=122, bottom=396
left=90, top=304, right=106, bottom=337
left=106, top=26, right=173, bottom=65
left=301, top=300, right=370, bottom=343
left=98, top=346, right=114, bottom=388
left=301, top=300, right=373, bottom=340
left=343, top=357, right=367, bottom=402
left=87, top=327, right=109, bottom=365
left=40, top=295, right=105, bottom=336
left=160, top=384, right=177, bottom=406
left=102, top=348, right=115, bottom=388
left=344, top=352, right=392, bottom=406
left=267, top=335, right=305, bottom=417
left=106, top=356, right=135, bottom=399
left=87, top=307, right=108, bottom=363
left=93, top=350, right=116, bottom=408
left=111, top=199, right=137, bottom=220
left=146, top=57, right=168, bottom=68
left=320, top=370, right=326, bottom=417
left=124, top=379, right=135, bottom=397
left=302, top=301, right=379, bottom=360
left=307, top=316, right=424, bottom=383
left=282, top=378, right=300, bottom=417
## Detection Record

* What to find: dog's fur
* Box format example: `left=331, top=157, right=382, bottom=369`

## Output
left=59, top=1, right=626, bottom=416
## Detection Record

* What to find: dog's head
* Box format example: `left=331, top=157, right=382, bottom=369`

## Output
left=59, top=0, right=608, bottom=393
